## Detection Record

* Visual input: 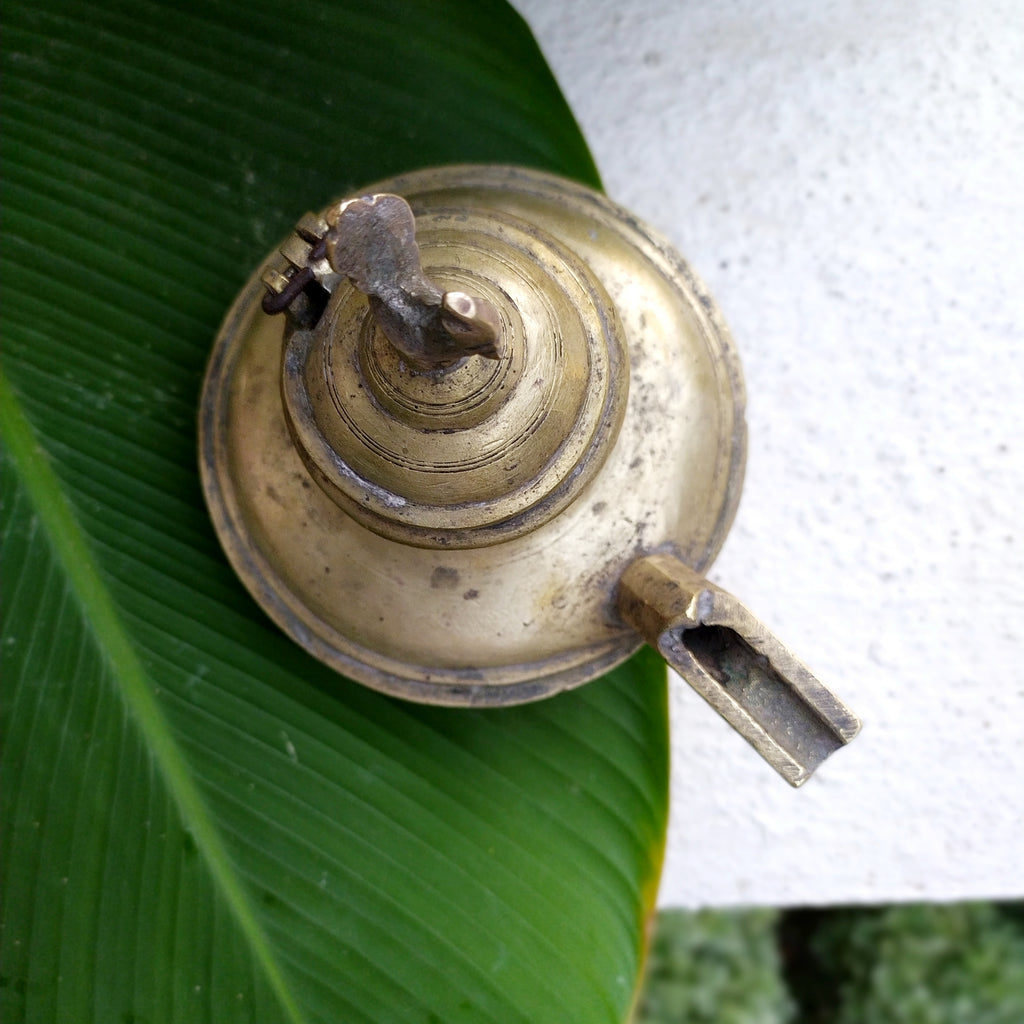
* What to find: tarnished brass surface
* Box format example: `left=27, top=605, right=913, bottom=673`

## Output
left=279, top=199, right=627, bottom=547
left=618, top=554, right=861, bottom=785
left=200, top=165, right=746, bottom=704
left=200, top=164, right=862, bottom=782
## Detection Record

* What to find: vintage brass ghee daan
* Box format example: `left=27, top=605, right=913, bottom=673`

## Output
left=199, top=165, right=859, bottom=786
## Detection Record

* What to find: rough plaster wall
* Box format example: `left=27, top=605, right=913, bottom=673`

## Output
left=511, top=0, right=1023, bottom=908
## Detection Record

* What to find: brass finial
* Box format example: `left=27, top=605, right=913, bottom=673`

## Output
left=262, top=193, right=503, bottom=372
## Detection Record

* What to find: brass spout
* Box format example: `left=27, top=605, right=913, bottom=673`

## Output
left=618, top=554, right=860, bottom=786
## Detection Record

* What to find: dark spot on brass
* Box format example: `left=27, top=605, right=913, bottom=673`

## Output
left=431, top=566, right=460, bottom=588
left=463, top=589, right=479, bottom=600
left=592, top=501, right=607, bottom=515
left=681, top=625, right=844, bottom=768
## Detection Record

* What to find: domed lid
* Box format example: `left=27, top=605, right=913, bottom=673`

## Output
left=277, top=193, right=629, bottom=547
left=199, top=166, right=746, bottom=705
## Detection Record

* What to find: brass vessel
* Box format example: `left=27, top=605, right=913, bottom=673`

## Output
left=200, top=165, right=859, bottom=785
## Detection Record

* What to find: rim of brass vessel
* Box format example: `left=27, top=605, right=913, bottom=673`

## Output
left=200, top=165, right=859, bottom=785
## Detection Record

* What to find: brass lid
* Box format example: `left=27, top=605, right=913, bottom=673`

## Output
left=200, top=165, right=746, bottom=705
left=280, top=203, right=628, bottom=547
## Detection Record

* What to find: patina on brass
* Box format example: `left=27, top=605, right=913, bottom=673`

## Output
left=200, top=164, right=859, bottom=785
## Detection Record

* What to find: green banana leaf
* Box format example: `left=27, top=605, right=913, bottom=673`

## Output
left=0, top=2, right=669, bottom=1022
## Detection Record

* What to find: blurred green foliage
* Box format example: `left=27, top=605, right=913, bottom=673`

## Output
left=638, top=902, right=1024, bottom=1024
left=807, top=903, right=1024, bottom=1024
left=636, top=909, right=794, bottom=1024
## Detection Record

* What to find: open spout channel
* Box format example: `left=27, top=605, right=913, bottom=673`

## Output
left=618, top=553, right=860, bottom=786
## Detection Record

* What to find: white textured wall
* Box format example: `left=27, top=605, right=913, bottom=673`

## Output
left=511, top=0, right=1024, bottom=908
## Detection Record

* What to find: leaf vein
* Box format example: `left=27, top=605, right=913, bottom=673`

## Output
left=0, top=368, right=308, bottom=1024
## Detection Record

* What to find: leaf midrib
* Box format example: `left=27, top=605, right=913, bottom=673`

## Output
left=0, top=365, right=307, bottom=1024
